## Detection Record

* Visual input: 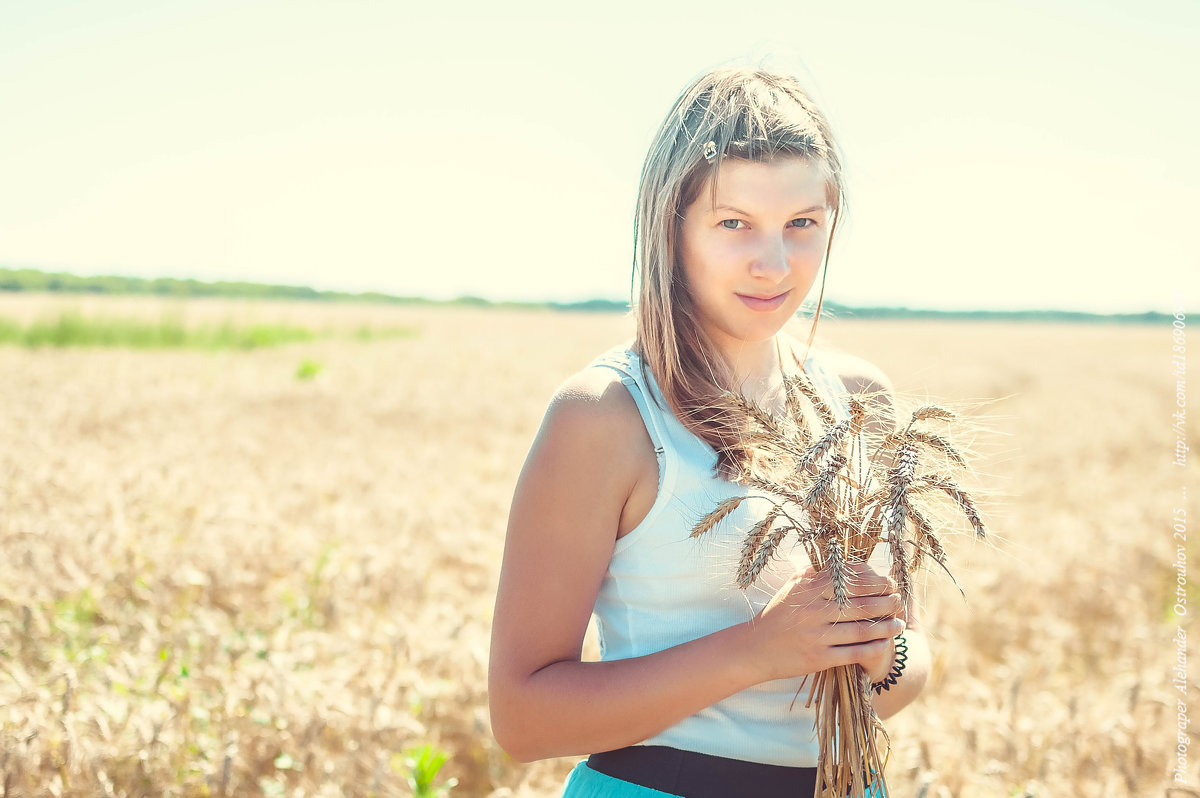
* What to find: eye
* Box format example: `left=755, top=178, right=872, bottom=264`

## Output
left=720, top=219, right=745, bottom=230
left=790, top=218, right=816, bottom=229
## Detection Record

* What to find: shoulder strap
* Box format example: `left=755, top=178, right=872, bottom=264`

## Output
left=590, top=353, right=669, bottom=458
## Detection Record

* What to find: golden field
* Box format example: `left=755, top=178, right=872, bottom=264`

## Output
left=0, top=294, right=1196, bottom=797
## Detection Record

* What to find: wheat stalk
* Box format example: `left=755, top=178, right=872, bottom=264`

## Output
left=688, top=370, right=990, bottom=798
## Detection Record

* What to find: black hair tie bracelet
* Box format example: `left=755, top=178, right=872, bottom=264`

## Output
left=871, top=633, right=909, bottom=695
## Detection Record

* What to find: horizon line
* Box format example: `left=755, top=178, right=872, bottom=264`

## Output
left=0, top=265, right=1185, bottom=320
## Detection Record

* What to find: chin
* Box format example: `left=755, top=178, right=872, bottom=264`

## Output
left=728, top=323, right=785, bottom=345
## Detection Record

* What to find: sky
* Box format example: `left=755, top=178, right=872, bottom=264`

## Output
left=0, top=1, right=1196, bottom=312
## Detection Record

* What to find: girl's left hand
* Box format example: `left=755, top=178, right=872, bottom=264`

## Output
left=853, top=601, right=909, bottom=683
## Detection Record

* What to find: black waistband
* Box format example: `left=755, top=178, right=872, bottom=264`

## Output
left=586, top=745, right=817, bottom=798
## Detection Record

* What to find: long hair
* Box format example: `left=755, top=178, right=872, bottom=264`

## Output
left=632, top=64, right=847, bottom=478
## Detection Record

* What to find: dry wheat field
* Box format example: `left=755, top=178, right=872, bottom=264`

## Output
left=0, top=294, right=1196, bottom=797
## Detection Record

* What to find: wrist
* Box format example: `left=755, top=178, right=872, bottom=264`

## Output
left=864, top=636, right=897, bottom=683
left=728, top=617, right=775, bottom=685
left=869, top=633, right=909, bottom=694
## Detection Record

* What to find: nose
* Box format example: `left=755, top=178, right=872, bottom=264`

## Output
left=749, top=233, right=791, bottom=281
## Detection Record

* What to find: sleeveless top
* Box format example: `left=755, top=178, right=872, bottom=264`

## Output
left=585, top=339, right=877, bottom=768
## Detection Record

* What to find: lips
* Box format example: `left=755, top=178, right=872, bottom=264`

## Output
left=736, top=290, right=791, bottom=312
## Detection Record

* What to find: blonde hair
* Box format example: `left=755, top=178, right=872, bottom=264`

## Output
left=632, top=64, right=847, bottom=477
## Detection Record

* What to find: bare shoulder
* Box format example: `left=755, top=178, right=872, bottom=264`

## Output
left=544, top=363, right=650, bottom=448
left=522, top=361, right=656, bottom=518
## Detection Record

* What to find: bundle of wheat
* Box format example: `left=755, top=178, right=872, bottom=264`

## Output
left=690, top=360, right=988, bottom=798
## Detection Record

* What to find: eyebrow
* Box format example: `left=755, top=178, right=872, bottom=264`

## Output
left=713, top=203, right=827, bottom=216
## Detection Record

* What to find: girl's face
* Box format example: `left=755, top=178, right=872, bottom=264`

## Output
left=678, top=156, right=832, bottom=355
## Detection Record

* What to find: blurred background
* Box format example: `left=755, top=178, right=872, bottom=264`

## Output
left=1, top=2, right=1196, bottom=796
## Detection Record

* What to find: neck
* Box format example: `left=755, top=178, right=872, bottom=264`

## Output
left=718, top=336, right=783, bottom=398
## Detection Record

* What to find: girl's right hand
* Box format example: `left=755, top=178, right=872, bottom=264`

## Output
left=745, top=561, right=906, bottom=683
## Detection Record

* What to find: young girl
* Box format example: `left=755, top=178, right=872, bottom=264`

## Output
left=489, top=64, right=930, bottom=798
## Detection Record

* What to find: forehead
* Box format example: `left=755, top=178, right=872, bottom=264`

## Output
left=696, top=156, right=830, bottom=212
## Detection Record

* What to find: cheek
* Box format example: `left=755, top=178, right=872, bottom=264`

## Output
left=696, top=233, right=753, bottom=271
left=681, top=233, right=727, bottom=284
left=791, top=235, right=828, bottom=265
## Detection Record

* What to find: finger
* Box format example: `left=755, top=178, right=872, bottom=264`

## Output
left=822, top=616, right=906, bottom=645
left=829, top=636, right=897, bottom=668
left=820, top=635, right=895, bottom=669
left=830, top=593, right=903, bottom=621
left=795, top=569, right=841, bottom=602
left=843, top=571, right=898, bottom=598
left=803, top=566, right=895, bottom=601
left=809, top=593, right=895, bottom=623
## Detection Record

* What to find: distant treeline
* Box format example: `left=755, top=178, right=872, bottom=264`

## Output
left=0, top=267, right=409, bottom=304
left=821, top=303, right=1169, bottom=324
left=0, top=267, right=1171, bottom=323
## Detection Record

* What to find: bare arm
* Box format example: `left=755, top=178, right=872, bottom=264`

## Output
left=488, top=372, right=763, bottom=761
left=488, top=370, right=906, bottom=762
left=867, top=591, right=932, bottom=720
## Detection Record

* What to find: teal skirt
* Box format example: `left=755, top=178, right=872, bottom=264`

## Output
left=560, top=761, right=683, bottom=797
left=560, top=760, right=888, bottom=797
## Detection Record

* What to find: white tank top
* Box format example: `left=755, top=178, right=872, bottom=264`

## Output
left=586, top=339, right=868, bottom=767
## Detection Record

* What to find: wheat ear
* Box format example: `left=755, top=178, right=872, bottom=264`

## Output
left=907, top=519, right=963, bottom=599
left=782, top=375, right=814, bottom=442
left=720, top=390, right=783, bottom=435
left=912, top=474, right=987, bottom=540
left=845, top=396, right=867, bottom=433
left=796, top=418, right=854, bottom=473
left=736, top=507, right=781, bottom=588
left=907, top=430, right=967, bottom=467
left=825, top=527, right=850, bottom=609
left=885, top=442, right=919, bottom=603
left=910, top=404, right=956, bottom=422
left=720, top=390, right=814, bottom=462
left=689, top=495, right=746, bottom=539
left=907, top=503, right=934, bottom=571
left=889, top=523, right=911, bottom=610
left=788, top=367, right=836, bottom=429
left=741, top=524, right=791, bottom=590
left=806, top=451, right=847, bottom=511
left=885, top=443, right=919, bottom=533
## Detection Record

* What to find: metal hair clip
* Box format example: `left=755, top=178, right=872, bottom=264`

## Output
left=703, top=140, right=718, bottom=163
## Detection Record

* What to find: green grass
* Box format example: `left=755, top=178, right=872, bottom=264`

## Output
left=395, top=745, right=457, bottom=796
left=295, top=359, right=324, bottom=380
left=350, top=323, right=420, bottom=341
left=0, top=311, right=417, bottom=349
